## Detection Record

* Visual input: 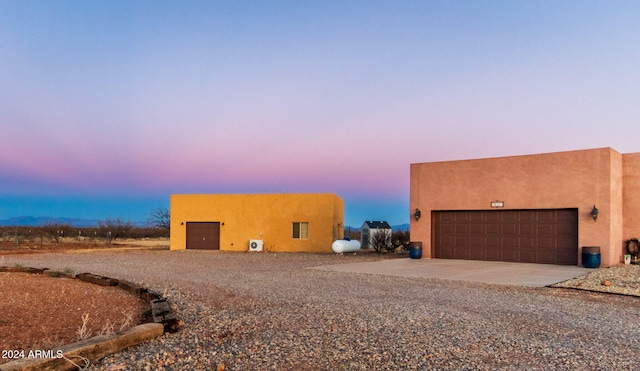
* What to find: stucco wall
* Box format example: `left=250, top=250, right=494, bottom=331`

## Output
left=170, top=193, right=344, bottom=253
left=608, top=151, right=624, bottom=265
left=410, top=148, right=627, bottom=267
left=623, top=153, right=640, bottom=245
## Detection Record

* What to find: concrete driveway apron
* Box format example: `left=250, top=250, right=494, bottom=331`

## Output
left=312, top=258, right=595, bottom=287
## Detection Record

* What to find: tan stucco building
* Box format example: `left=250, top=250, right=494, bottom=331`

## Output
left=410, top=147, right=640, bottom=267
left=170, top=193, right=344, bottom=253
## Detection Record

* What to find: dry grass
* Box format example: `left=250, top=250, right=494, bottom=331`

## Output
left=0, top=238, right=169, bottom=255
left=76, top=313, right=92, bottom=340
left=0, top=272, right=149, bottom=363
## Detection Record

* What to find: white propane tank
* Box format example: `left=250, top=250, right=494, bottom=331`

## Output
left=332, top=239, right=361, bottom=254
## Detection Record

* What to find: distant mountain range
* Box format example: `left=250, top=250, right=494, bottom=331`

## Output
left=0, top=216, right=153, bottom=228
left=0, top=216, right=100, bottom=227
left=345, top=223, right=409, bottom=232
left=392, top=224, right=410, bottom=232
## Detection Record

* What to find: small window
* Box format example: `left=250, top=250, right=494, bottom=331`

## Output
left=293, top=222, right=309, bottom=239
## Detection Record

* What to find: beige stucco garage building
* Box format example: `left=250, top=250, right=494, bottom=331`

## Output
left=410, top=147, right=640, bottom=267
left=170, top=193, right=344, bottom=253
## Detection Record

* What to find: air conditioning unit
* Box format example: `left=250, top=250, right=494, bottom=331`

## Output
left=249, top=239, right=263, bottom=252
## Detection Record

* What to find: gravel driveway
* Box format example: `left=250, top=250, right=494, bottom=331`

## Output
left=4, top=250, right=640, bottom=370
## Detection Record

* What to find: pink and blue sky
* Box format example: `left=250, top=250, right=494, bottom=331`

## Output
left=1, top=1, right=639, bottom=227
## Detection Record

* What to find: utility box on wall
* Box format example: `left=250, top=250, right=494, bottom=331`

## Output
left=249, top=239, right=264, bottom=252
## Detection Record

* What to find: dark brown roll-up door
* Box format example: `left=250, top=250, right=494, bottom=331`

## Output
left=186, top=222, right=220, bottom=250
left=434, top=209, right=578, bottom=265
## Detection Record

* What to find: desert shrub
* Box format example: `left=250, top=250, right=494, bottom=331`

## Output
left=0, top=224, right=169, bottom=245
left=97, top=218, right=133, bottom=241
left=393, top=230, right=411, bottom=251
left=127, top=227, right=169, bottom=239
left=45, top=224, right=72, bottom=243
left=370, top=230, right=393, bottom=253
left=371, top=230, right=411, bottom=253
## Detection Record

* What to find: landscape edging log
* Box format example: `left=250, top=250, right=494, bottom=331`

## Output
left=0, top=323, right=164, bottom=371
left=151, top=298, right=180, bottom=332
left=0, top=266, right=47, bottom=274
left=117, top=279, right=145, bottom=296
left=77, top=272, right=118, bottom=286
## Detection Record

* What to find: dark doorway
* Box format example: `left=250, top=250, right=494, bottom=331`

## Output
left=433, top=209, right=578, bottom=265
left=186, top=222, right=220, bottom=250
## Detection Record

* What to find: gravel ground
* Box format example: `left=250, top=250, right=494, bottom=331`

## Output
left=2, top=250, right=640, bottom=370
left=551, top=264, right=640, bottom=296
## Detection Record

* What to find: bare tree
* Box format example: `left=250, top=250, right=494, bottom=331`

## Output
left=370, top=229, right=394, bottom=253
left=148, top=207, right=170, bottom=231
left=97, top=218, right=133, bottom=241
left=44, top=223, right=71, bottom=243
left=370, top=230, right=410, bottom=253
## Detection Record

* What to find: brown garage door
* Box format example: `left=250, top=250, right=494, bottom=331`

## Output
left=186, top=222, right=220, bottom=250
left=434, top=209, right=578, bottom=265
